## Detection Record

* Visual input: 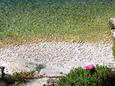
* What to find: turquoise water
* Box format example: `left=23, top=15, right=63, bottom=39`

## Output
left=0, top=0, right=115, bottom=41
left=0, top=0, right=114, bottom=6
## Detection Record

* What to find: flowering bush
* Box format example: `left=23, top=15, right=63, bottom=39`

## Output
left=58, top=65, right=115, bottom=86
left=86, top=64, right=95, bottom=71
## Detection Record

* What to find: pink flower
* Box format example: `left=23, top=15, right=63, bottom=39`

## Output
left=86, top=64, right=95, bottom=71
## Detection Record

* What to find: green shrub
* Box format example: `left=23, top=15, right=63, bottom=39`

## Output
left=58, top=65, right=115, bottom=86
left=35, top=64, right=45, bottom=73
left=2, top=71, right=35, bottom=85
left=0, top=64, right=45, bottom=85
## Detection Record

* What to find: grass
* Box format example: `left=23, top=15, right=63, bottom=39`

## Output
left=0, top=0, right=114, bottom=45
left=112, top=38, right=115, bottom=57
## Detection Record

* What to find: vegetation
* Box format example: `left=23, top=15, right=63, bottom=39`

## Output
left=58, top=65, right=115, bottom=86
left=1, top=65, right=115, bottom=85
left=0, top=64, right=45, bottom=85
left=35, top=64, right=45, bottom=73
left=0, top=0, right=113, bottom=45
left=0, top=71, right=35, bottom=85
left=112, top=38, right=115, bottom=57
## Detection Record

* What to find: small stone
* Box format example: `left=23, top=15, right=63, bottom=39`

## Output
left=43, top=78, right=58, bottom=86
left=33, top=71, right=39, bottom=77
left=47, top=79, right=55, bottom=83
left=60, top=72, right=64, bottom=74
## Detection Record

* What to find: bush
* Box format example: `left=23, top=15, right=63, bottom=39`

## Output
left=2, top=71, right=35, bottom=85
left=0, top=64, right=45, bottom=85
left=58, top=65, right=115, bottom=86
left=35, top=64, right=45, bottom=73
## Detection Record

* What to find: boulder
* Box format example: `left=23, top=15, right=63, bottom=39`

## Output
left=109, top=18, right=115, bottom=30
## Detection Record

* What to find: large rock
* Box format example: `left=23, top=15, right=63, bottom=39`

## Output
left=109, top=18, right=115, bottom=38
left=39, top=65, right=70, bottom=77
left=109, top=18, right=115, bottom=30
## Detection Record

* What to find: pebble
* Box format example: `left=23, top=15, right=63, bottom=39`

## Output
left=0, top=42, right=114, bottom=86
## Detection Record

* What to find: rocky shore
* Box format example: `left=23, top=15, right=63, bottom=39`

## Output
left=0, top=42, right=114, bottom=86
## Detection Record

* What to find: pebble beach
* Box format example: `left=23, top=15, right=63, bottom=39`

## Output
left=0, top=42, right=114, bottom=86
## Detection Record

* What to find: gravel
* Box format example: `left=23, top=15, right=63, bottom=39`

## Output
left=0, top=42, right=115, bottom=86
